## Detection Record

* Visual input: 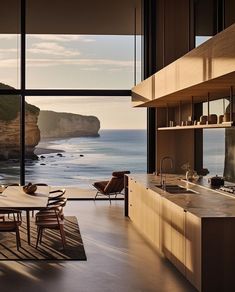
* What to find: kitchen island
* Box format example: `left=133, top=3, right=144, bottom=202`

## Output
left=127, top=173, right=235, bottom=292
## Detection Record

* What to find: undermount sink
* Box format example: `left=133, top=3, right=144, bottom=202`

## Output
left=155, top=184, right=197, bottom=194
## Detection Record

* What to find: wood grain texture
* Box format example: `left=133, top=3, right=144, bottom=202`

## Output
left=185, top=212, right=201, bottom=291
left=202, top=218, right=235, bottom=292
left=171, top=204, right=186, bottom=275
left=132, top=23, right=235, bottom=107
left=0, top=186, right=50, bottom=209
left=128, top=178, right=162, bottom=252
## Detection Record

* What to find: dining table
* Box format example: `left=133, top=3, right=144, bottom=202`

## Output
left=0, top=185, right=50, bottom=245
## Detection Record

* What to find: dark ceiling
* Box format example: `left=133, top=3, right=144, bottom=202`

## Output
left=0, top=0, right=141, bottom=35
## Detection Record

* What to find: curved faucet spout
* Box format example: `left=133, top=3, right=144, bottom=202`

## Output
left=160, top=156, right=174, bottom=188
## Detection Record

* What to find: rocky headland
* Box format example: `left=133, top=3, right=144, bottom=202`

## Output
left=0, top=83, right=100, bottom=160
left=0, top=83, right=40, bottom=160
left=38, top=110, right=100, bottom=139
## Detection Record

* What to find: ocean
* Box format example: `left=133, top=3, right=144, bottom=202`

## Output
left=25, top=129, right=147, bottom=188
left=203, top=129, right=225, bottom=176
left=0, top=129, right=227, bottom=187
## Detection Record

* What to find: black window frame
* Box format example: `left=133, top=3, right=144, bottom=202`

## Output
left=1, top=0, right=133, bottom=185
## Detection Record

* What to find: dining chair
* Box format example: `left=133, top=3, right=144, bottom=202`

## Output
left=1, top=184, right=20, bottom=219
left=33, top=184, right=66, bottom=199
left=35, top=199, right=67, bottom=249
left=29, top=183, right=48, bottom=217
left=31, top=185, right=66, bottom=217
left=48, top=189, right=66, bottom=201
left=0, top=209, right=22, bottom=250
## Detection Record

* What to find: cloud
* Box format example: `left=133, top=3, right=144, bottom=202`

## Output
left=0, top=48, right=18, bottom=53
left=0, top=57, right=140, bottom=70
left=28, top=35, right=95, bottom=43
left=0, top=59, right=18, bottom=68
left=26, top=96, right=130, bottom=106
left=0, top=35, right=17, bottom=40
left=80, top=67, right=99, bottom=71
left=27, top=42, right=80, bottom=57
left=23, top=57, right=133, bottom=68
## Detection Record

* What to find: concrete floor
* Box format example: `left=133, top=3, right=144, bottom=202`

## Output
left=0, top=201, right=196, bottom=292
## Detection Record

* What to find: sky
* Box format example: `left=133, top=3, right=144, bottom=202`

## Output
left=0, top=34, right=146, bottom=129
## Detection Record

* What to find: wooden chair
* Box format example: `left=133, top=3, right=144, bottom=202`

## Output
left=35, top=199, right=67, bottom=249
left=93, top=171, right=130, bottom=203
left=1, top=184, right=20, bottom=219
left=0, top=209, right=22, bottom=250
left=32, top=185, right=66, bottom=216
left=48, top=189, right=66, bottom=201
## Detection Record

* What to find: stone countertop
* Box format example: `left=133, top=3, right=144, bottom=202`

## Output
left=127, top=173, right=235, bottom=218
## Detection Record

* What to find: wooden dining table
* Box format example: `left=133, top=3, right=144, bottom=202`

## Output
left=0, top=186, right=50, bottom=245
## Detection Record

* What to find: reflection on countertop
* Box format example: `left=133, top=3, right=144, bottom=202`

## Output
left=127, top=173, right=235, bottom=218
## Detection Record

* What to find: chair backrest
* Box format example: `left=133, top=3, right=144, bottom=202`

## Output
left=37, top=199, right=67, bottom=222
left=112, top=171, right=130, bottom=178
left=104, top=171, right=130, bottom=194
left=47, top=198, right=67, bottom=209
left=0, top=209, right=22, bottom=230
left=104, top=177, right=124, bottom=194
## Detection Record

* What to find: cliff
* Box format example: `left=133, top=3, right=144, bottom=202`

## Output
left=0, top=83, right=100, bottom=159
left=0, top=83, right=40, bottom=160
left=38, top=110, right=100, bottom=139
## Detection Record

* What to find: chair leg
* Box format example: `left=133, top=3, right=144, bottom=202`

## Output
left=94, top=191, right=99, bottom=200
left=36, top=227, right=41, bottom=248
left=40, top=228, right=43, bottom=243
left=59, top=224, right=66, bottom=250
left=16, top=227, right=21, bottom=250
left=109, top=194, right=111, bottom=204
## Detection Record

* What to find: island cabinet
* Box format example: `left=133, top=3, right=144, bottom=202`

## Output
left=161, top=198, right=202, bottom=290
left=161, top=198, right=187, bottom=276
left=185, top=212, right=201, bottom=291
left=128, top=178, right=161, bottom=250
left=128, top=178, right=201, bottom=291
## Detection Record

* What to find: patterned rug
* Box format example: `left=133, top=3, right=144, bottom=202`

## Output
left=0, top=216, right=87, bottom=260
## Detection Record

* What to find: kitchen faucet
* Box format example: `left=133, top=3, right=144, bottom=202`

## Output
left=160, top=156, right=174, bottom=188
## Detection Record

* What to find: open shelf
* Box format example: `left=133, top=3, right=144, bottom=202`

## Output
left=158, top=122, right=234, bottom=131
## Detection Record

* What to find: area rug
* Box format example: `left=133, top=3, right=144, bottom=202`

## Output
left=0, top=216, right=87, bottom=261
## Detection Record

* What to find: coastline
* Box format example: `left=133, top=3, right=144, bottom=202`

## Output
left=34, top=147, right=64, bottom=155
left=34, top=139, right=65, bottom=155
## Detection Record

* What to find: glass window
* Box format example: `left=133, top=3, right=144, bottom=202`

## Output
left=203, top=99, right=229, bottom=178
left=0, top=0, right=20, bottom=89
left=25, top=96, right=146, bottom=188
left=26, top=34, right=141, bottom=89
left=0, top=94, right=20, bottom=185
left=195, top=36, right=212, bottom=47
left=26, top=0, right=142, bottom=89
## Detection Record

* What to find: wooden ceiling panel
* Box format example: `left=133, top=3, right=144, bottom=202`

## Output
left=0, top=0, right=141, bottom=35
left=132, top=24, right=235, bottom=108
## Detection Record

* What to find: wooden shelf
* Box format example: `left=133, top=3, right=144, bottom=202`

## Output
left=158, top=122, right=234, bottom=131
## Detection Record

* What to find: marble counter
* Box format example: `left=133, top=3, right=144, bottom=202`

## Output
left=127, top=173, right=235, bottom=218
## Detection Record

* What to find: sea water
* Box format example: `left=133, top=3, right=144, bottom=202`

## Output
left=0, top=129, right=226, bottom=187
left=203, top=129, right=225, bottom=176
left=25, top=129, right=147, bottom=188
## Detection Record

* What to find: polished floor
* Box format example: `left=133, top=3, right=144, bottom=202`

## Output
left=0, top=201, right=196, bottom=292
